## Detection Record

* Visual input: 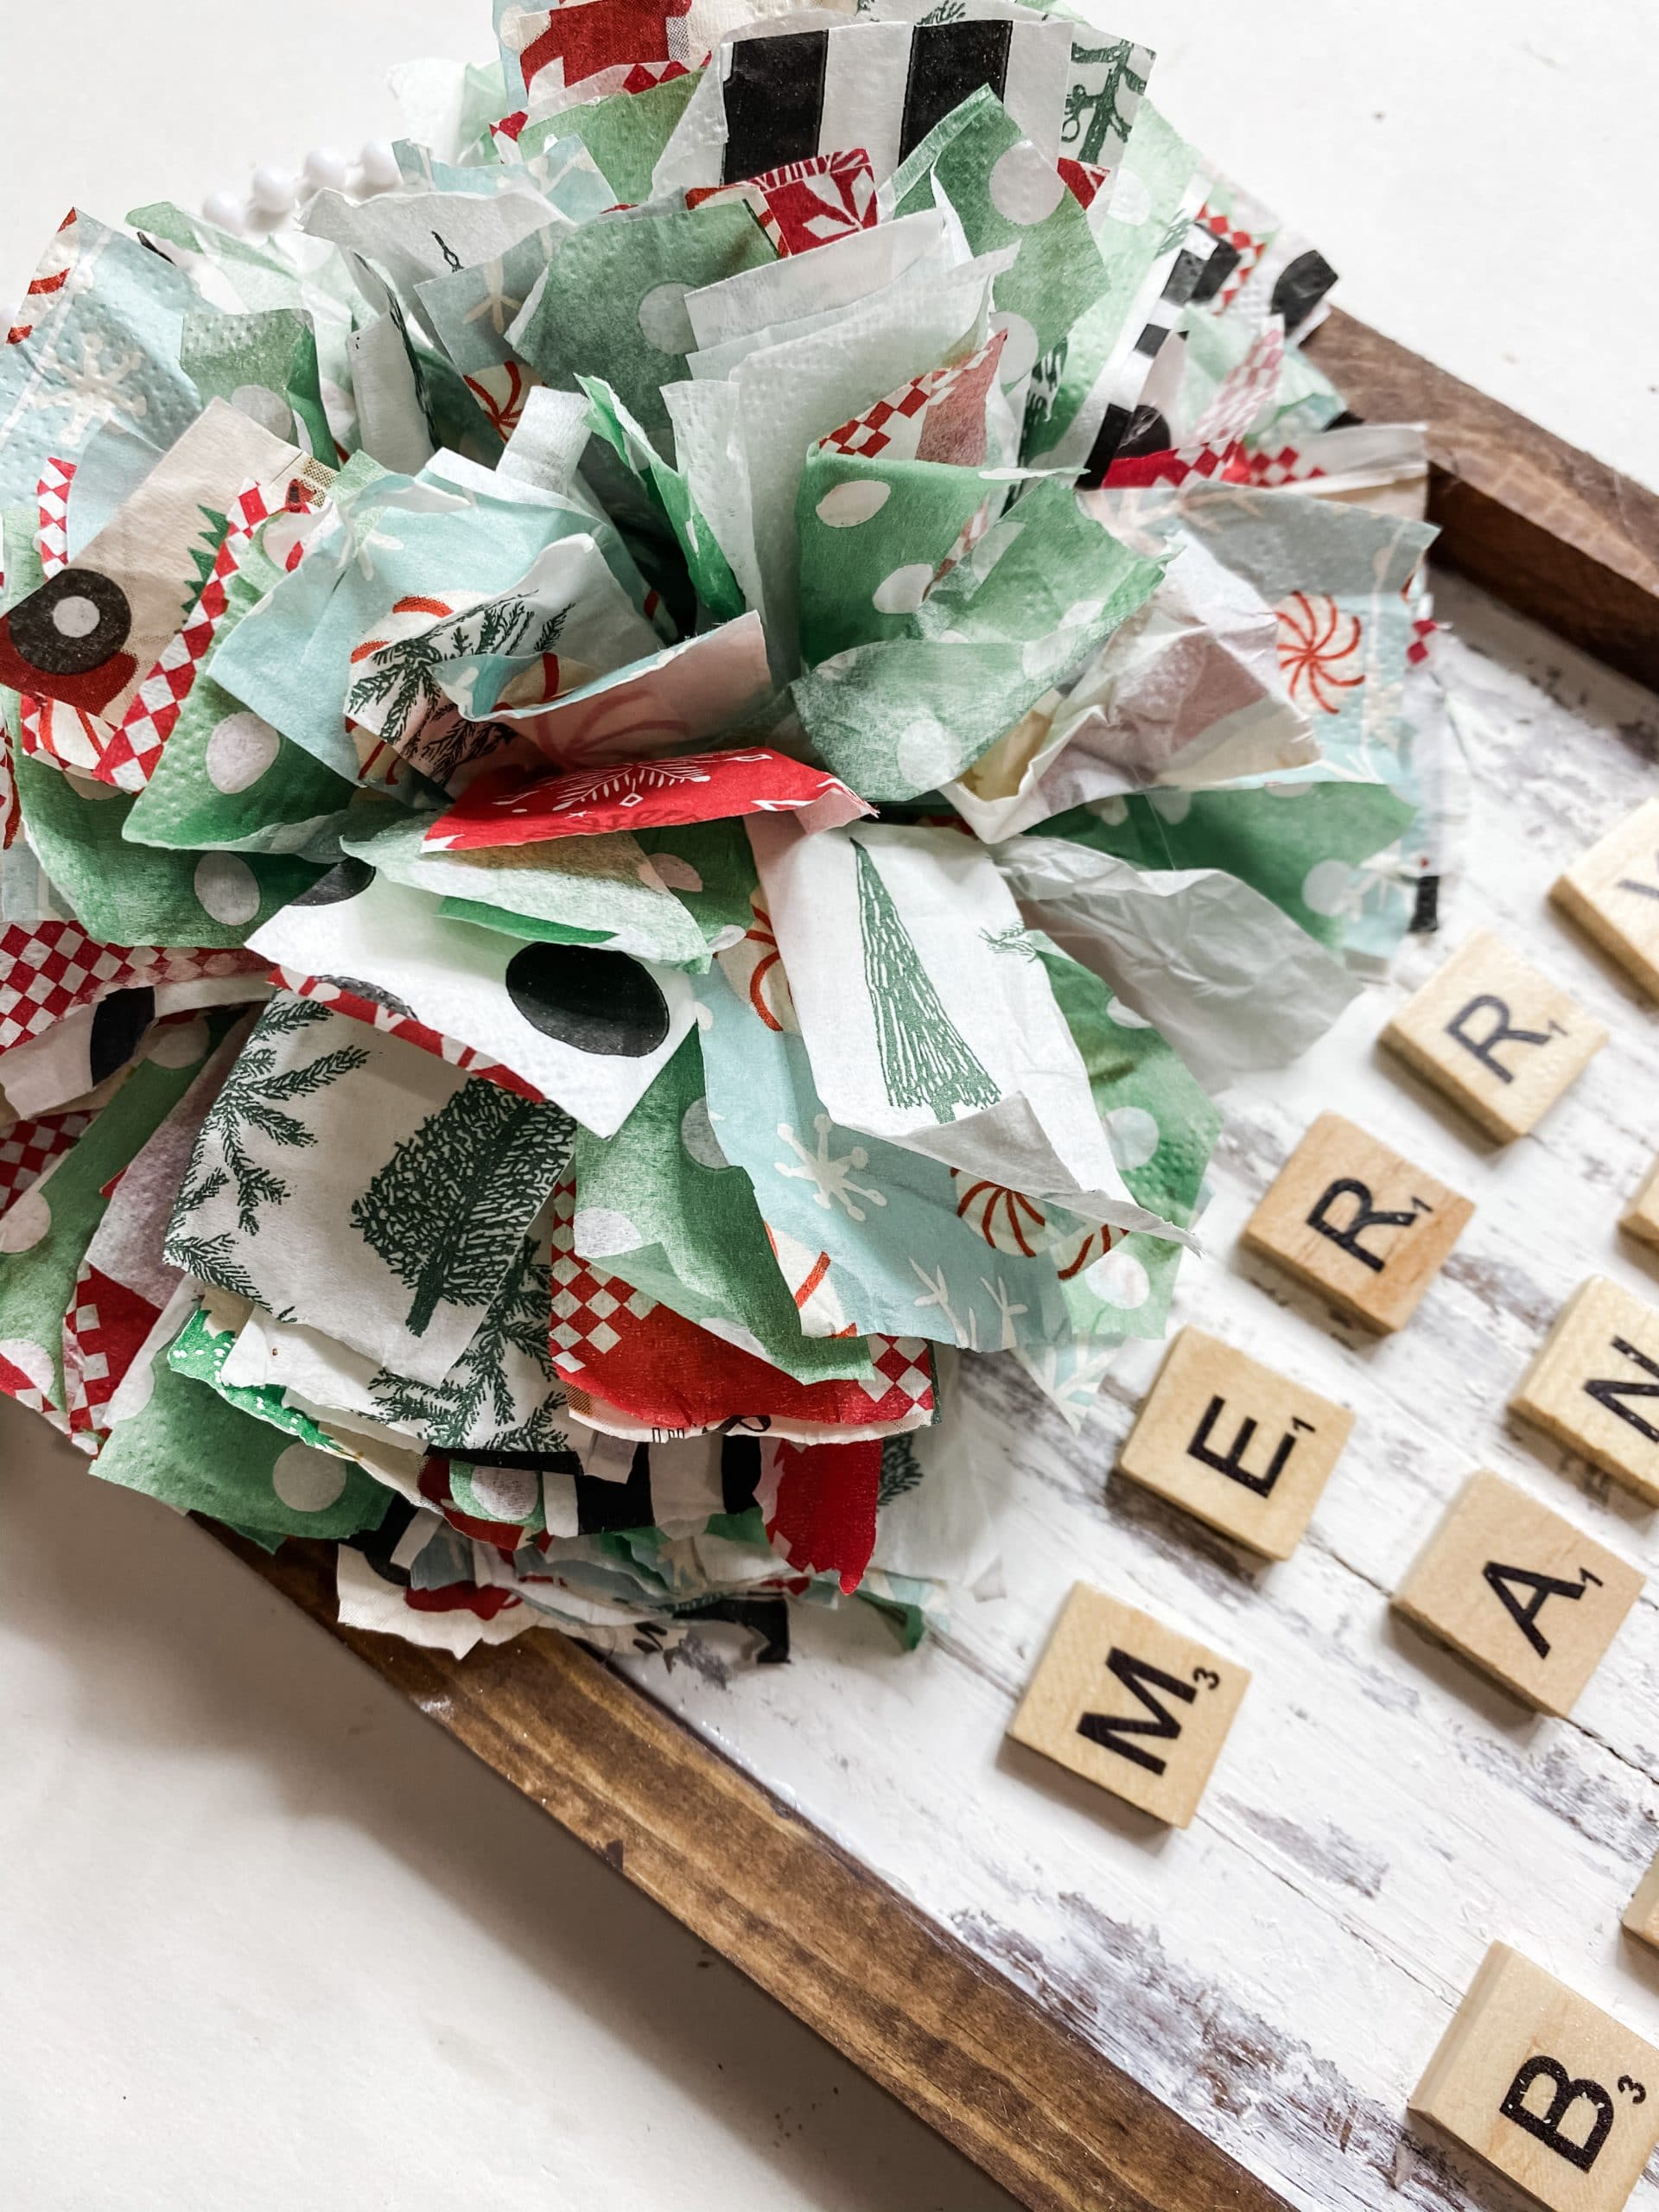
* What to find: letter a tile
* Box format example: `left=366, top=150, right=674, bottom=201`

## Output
left=1510, top=1277, right=1659, bottom=1504
left=1411, top=1942, right=1659, bottom=2210
left=1393, top=1471, right=1643, bottom=1716
left=1242, top=1112, right=1475, bottom=1332
left=1552, top=798, right=1659, bottom=1001
left=1007, top=1584, right=1249, bottom=1827
left=1116, top=1327, right=1355, bottom=1559
left=1382, top=931, right=1606, bottom=1141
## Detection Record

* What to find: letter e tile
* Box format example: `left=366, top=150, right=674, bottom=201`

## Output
left=1116, top=1327, right=1354, bottom=1559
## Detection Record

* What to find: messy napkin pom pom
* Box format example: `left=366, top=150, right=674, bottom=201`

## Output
left=0, top=0, right=1446, bottom=1663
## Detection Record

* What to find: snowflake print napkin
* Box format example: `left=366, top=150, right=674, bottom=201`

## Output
left=692, top=958, right=1077, bottom=1351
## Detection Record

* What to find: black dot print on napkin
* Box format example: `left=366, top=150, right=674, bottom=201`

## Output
left=505, top=944, right=671, bottom=1059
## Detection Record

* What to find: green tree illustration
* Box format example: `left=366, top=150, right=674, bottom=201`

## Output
left=181, top=503, right=230, bottom=617
left=161, top=1231, right=263, bottom=1303
left=877, top=1432, right=925, bottom=1510
left=347, top=623, right=448, bottom=743
left=1022, top=343, right=1067, bottom=445
left=348, top=593, right=567, bottom=747
left=366, top=1232, right=569, bottom=1452
left=351, top=1083, right=575, bottom=1337
left=854, top=842, right=1000, bottom=1122
left=1156, top=207, right=1194, bottom=260
left=1063, top=41, right=1148, bottom=164
left=167, top=998, right=371, bottom=1281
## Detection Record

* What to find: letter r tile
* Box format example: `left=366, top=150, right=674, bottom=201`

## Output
left=1382, top=931, right=1606, bottom=1141
left=1007, top=1583, right=1249, bottom=1827
left=1410, top=1942, right=1659, bottom=2210
left=1242, top=1112, right=1475, bottom=1333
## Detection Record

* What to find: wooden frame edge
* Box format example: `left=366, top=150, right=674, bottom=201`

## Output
left=207, top=1525, right=1291, bottom=2212
left=1306, top=310, right=1659, bottom=692
left=187, top=321, right=1656, bottom=2212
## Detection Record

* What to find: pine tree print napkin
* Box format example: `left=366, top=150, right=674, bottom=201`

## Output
left=0, top=0, right=1453, bottom=1661
left=162, top=996, right=576, bottom=1384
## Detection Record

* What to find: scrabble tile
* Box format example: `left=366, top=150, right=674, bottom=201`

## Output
left=1410, top=1942, right=1659, bottom=2212
left=1382, top=931, right=1607, bottom=1141
left=1622, top=1853, right=1659, bottom=1954
left=1510, top=1276, right=1659, bottom=1504
left=1552, top=798, right=1659, bottom=1001
left=1007, top=1584, right=1249, bottom=1827
left=1393, top=1471, right=1643, bottom=1716
left=1242, top=1111, right=1475, bottom=1333
left=1619, top=1157, right=1659, bottom=1255
left=1116, top=1326, right=1355, bottom=1559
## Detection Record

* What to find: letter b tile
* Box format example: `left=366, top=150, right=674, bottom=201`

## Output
left=1243, top=1112, right=1475, bottom=1332
left=1411, top=1942, right=1659, bottom=2209
left=1007, top=1584, right=1249, bottom=1827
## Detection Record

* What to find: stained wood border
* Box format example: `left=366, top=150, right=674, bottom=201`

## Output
left=209, top=1529, right=1292, bottom=2212
left=1306, top=309, right=1659, bottom=691
left=200, top=327, right=1656, bottom=2212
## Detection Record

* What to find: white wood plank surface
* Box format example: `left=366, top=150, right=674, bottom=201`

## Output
left=620, top=570, right=1659, bottom=2212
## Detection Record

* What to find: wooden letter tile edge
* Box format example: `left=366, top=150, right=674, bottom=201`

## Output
left=1621, top=1160, right=1659, bottom=1252
left=202, top=1526, right=1292, bottom=2212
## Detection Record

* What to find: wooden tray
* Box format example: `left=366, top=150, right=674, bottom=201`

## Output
left=207, top=319, right=1659, bottom=2212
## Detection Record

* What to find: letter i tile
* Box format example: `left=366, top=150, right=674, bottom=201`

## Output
left=1410, top=1943, right=1659, bottom=2210
left=1382, top=931, right=1606, bottom=1141
left=1007, top=1584, right=1249, bottom=1827
left=1242, top=1112, right=1475, bottom=1333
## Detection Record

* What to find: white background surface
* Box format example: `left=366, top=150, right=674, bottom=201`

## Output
left=3, top=0, right=1656, bottom=489
left=0, top=5, right=1652, bottom=2208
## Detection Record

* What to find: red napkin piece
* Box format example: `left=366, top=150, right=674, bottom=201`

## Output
left=422, top=746, right=871, bottom=852
left=768, top=1439, right=883, bottom=1593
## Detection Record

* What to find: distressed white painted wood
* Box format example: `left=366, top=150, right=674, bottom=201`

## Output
left=621, top=571, right=1659, bottom=2212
